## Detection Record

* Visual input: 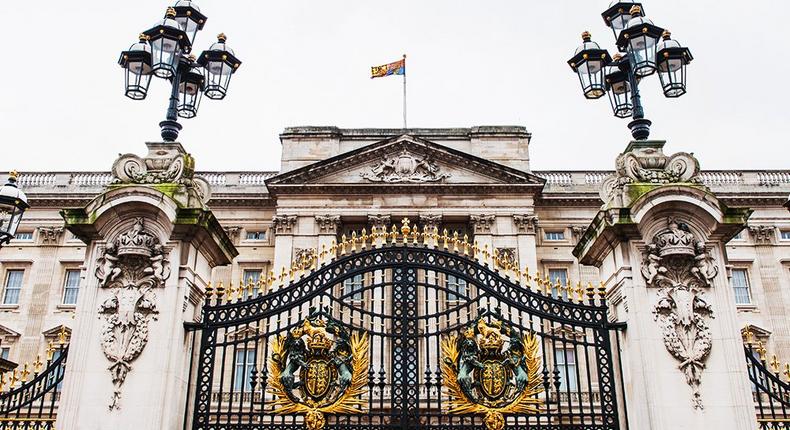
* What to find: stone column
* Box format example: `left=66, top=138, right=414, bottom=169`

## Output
left=747, top=225, right=790, bottom=354
left=271, top=214, right=297, bottom=287
left=574, top=141, right=757, bottom=430
left=513, top=214, right=539, bottom=276
left=315, top=214, right=341, bottom=257
left=56, top=143, right=237, bottom=430
left=470, top=214, right=495, bottom=266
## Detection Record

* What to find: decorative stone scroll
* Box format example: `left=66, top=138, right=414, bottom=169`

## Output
left=273, top=215, right=298, bottom=235
left=360, top=149, right=450, bottom=183
left=748, top=225, right=775, bottom=244
left=367, top=215, right=391, bottom=233
left=110, top=143, right=211, bottom=205
left=470, top=215, right=495, bottom=234
left=222, top=226, right=242, bottom=243
left=315, top=215, right=341, bottom=235
left=418, top=214, right=442, bottom=232
left=37, top=226, right=64, bottom=245
left=641, top=217, right=717, bottom=409
left=513, top=214, right=539, bottom=234
left=95, top=218, right=171, bottom=410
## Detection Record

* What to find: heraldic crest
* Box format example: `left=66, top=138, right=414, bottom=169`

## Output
left=268, top=307, right=370, bottom=430
left=441, top=310, right=544, bottom=430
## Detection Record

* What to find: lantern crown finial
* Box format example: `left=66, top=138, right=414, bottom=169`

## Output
left=629, top=5, right=642, bottom=17
left=165, top=7, right=177, bottom=18
left=138, top=33, right=148, bottom=42
left=581, top=31, right=592, bottom=42
left=217, top=33, right=227, bottom=43
left=662, top=30, right=672, bottom=40
left=8, top=171, right=18, bottom=182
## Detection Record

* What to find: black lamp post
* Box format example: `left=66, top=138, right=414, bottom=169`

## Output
left=118, top=2, right=242, bottom=142
left=0, top=172, right=29, bottom=249
left=568, top=2, right=692, bottom=141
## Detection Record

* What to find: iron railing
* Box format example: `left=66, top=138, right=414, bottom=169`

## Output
left=0, top=340, right=68, bottom=430
left=745, top=341, right=790, bottom=429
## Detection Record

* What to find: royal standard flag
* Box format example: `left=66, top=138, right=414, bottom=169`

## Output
left=371, top=58, right=405, bottom=79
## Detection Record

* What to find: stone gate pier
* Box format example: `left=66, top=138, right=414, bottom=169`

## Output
left=574, top=140, right=758, bottom=430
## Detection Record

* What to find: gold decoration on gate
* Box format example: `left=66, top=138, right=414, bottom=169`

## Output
left=441, top=311, right=544, bottom=430
left=268, top=307, right=369, bottom=430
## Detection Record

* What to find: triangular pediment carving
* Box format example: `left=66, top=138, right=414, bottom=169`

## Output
left=267, top=135, right=545, bottom=195
left=0, top=324, right=20, bottom=339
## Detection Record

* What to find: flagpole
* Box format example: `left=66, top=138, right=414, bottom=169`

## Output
left=402, top=54, right=407, bottom=129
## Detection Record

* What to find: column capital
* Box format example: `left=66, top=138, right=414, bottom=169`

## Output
left=470, top=214, right=495, bottom=234
left=513, top=214, right=539, bottom=234
left=418, top=214, right=442, bottom=231
left=747, top=225, right=775, bottom=244
left=272, top=214, right=298, bottom=235
left=315, top=215, right=341, bottom=235
left=367, top=214, right=391, bottom=232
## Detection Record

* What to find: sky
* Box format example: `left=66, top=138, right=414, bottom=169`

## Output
left=1, top=1, right=788, bottom=173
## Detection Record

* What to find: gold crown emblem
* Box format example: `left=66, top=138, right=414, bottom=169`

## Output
left=301, top=319, right=334, bottom=351
left=476, top=319, right=505, bottom=351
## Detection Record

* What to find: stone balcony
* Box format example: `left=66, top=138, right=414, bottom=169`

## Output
left=12, top=170, right=790, bottom=206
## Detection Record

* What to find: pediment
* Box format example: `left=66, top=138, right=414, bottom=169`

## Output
left=267, top=135, right=545, bottom=195
left=0, top=324, right=20, bottom=338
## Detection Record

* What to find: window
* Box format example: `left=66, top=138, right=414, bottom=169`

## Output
left=62, top=269, right=81, bottom=305
left=3, top=270, right=23, bottom=305
left=548, top=269, right=569, bottom=300
left=13, top=232, right=33, bottom=241
left=554, top=349, right=578, bottom=391
left=545, top=231, right=565, bottom=241
left=233, top=349, right=256, bottom=391
left=0, top=348, right=9, bottom=360
left=781, top=231, right=790, bottom=240
left=245, top=230, right=266, bottom=241
left=731, top=269, right=751, bottom=305
left=343, top=274, right=364, bottom=300
left=447, top=274, right=468, bottom=301
left=242, top=269, right=263, bottom=297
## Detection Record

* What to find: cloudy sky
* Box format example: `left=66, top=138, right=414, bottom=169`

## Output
left=1, top=1, right=787, bottom=172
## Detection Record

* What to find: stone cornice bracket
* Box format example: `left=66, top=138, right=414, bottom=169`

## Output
left=747, top=225, right=775, bottom=244
left=418, top=214, right=442, bottom=232
left=315, top=215, right=341, bottom=235
left=272, top=215, right=297, bottom=235
left=367, top=214, right=391, bottom=233
left=110, top=142, right=211, bottom=207
left=601, top=140, right=701, bottom=205
left=513, top=214, right=539, bottom=234
left=95, top=217, right=171, bottom=410
left=641, top=217, right=717, bottom=409
left=470, top=214, right=495, bottom=234
left=37, top=226, right=64, bottom=245
left=570, top=225, right=587, bottom=243
left=222, top=226, right=242, bottom=244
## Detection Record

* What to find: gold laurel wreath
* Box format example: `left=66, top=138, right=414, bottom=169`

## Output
left=440, top=332, right=544, bottom=416
left=268, top=331, right=370, bottom=416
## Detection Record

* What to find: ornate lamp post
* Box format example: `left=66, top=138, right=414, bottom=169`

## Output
left=118, top=1, right=242, bottom=142
left=568, top=2, right=692, bottom=140
left=0, top=171, right=29, bottom=249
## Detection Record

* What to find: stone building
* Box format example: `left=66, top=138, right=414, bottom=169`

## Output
left=1, top=126, right=789, bottom=428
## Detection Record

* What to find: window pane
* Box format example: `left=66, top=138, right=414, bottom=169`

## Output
left=343, top=274, right=364, bottom=300
left=14, top=232, right=33, bottom=241
left=554, top=349, right=578, bottom=391
left=0, top=348, right=8, bottom=360
left=234, top=349, right=256, bottom=391
left=731, top=269, right=750, bottom=305
left=549, top=269, right=568, bottom=299
left=246, top=231, right=266, bottom=241
left=63, top=269, right=81, bottom=305
left=447, top=275, right=467, bottom=301
left=781, top=231, right=790, bottom=240
left=3, top=270, right=23, bottom=305
left=545, top=231, right=565, bottom=241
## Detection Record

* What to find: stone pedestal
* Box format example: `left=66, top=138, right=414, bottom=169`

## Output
left=55, top=144, right=237, bottom=430
left=575, top=141, right=757, bottom=430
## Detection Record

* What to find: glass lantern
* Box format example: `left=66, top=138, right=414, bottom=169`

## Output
left=118, top=34, right=153, bottom=100
left=656, top=31, right=693, bottom=97
left=616, top=5, right=664, bottom=77
left=0, top=172, right=29, bottom=246
left=568, top=32, right=612, bottom=99
left=173, top=0, right=207, bottom=46
left=178, top=65, right=205, bottom=118
left=197, top=34, right=242, bottom=100
left=601, top=1, right=643, bottom=40
left=142, top=7, right=191, bottom=78
left=604, top=55, right=633, bottom=118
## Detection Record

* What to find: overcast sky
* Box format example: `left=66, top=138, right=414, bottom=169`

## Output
left=1, top=1, right=788, bottom=173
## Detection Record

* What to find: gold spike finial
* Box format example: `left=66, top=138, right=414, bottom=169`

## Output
left=58, top=325, right=68, bottom=345
left=784, top=363, right=790, bottom=382
left=401, top=218, right=411, bottom=236
left=770, top=355, right=780, bottom=372
left=757, top=341, right=767, bottom=361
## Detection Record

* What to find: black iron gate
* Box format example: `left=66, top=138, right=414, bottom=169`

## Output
left=186, top=227, right=625, bottom=430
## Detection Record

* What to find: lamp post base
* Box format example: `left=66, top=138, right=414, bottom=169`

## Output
left=628, top=118, right=652, bottom=141
left=159, top=120, right=183, bottom=142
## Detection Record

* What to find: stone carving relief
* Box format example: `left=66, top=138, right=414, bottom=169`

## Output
left=513, top=214, right=539, bottom=234
left=294, top=248, right=317, bottom=269
left=37, top=226, right=64, bottom=244
left=95, top=218, right=171, bottom=410
left=418, top=214, right=442, bottom=232
left=570, top=225, right=587, bottom=243
left=470, top=215, right=495, bottom=234
left=315, top=215, right=341, bottom=234
left=110, top=144, right=211, bottom=205
left=641, top=217, right=717, bottom=409
left=360, top=150, right=450, bottom=183
left=600, top=143, right=701, bottom=204
left=495, top=247, right=517, bottom=270
left=273, top=215, right=298, bottom=235
left=367, top=215, right=391, bottom=233
left=747, top=225, right=775, bottom=244
left=222, top=226, right=242, bottom=244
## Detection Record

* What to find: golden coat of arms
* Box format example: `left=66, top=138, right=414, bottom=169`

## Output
left=441, top=312, right=544, bottom=430
left=268, top=308, right=369, bottom=430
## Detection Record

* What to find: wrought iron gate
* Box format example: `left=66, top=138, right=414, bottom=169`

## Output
left=186, top=225, right=625, bottom=429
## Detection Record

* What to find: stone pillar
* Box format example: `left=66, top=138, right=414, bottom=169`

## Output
left=271, top=214, right=297, bottom=287
left=574, top=141, right=757, bottom=430
left=470, top=214, right=495, bottom=265
left=56, top=143, right=237, bottom=430
left=513, top=214, right=539, bottom=275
